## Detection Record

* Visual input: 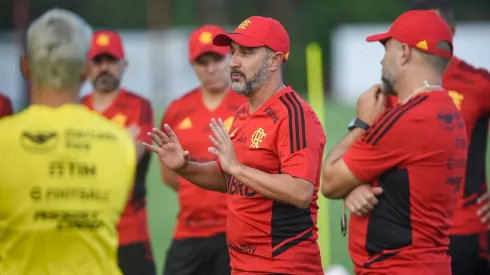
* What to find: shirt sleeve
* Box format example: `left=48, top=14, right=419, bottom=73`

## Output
left=343, top=112, right=408, bottom=183
left=136, top=99, right=154, bottom=144
left=277, top=109, right=326, bottom=184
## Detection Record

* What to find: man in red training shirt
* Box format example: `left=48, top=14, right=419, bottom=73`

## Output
left=82, top=30, right=155, bottom=275
left=0, top=93, right=13, bottom=118
left=145, top=16, right=325, bottom=275
left=160, top=24, right=245, bottom=275
left=322, top=10, right=467, bottom=275
left=383, top=1, right=490, bottom=273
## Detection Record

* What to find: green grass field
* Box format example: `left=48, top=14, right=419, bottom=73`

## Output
left=145, top=99, right=490, bottom=274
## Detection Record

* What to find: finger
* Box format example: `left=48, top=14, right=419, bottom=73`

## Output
left=208, top=147, right=220, bottom=157
left=377, top=92, right=386, bottom=107
left=217, top=118, right=229, bottom=135
left=209, top=121, right=224, bottom=143
left=149, top=132, right=165, bottom=147
left=162, top=124, right=179, bottom=143
left=142, top=142, right=160, bottom=153
left=209, top=135, right=222, bottom=148
left=212, top=118, right=227, bottom=138
left=147, top=132, right=163, bottom=147
left=478, top=192, right=490, bottom=204
left=152, top=127, right=171, bottom=144
left=371, top=187, right=383, bottom=195
left=482, top=211, right=490, bottom=223
left=365, top=194, right=379, bottom=207
left=477, top=202, right=490, bottom=217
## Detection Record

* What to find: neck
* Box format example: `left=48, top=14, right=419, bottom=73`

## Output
left=396, top=70, right=442, bottom=104
left=247, top=74, right=284, bottom=113
left=91, top=89, right=120, bottom=112
left=30, top=85, right=79, bottom=107
left=201, top=86, right=230, bottom=111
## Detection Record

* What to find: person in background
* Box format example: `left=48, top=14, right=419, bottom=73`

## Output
left=322, top=10, right=466, bottom=275
left=146, top=16, right=325, bottom=275
left=160, top=24, right=244, bottom=275
left=0, top=8, right=135, bottom=274
left=82, top=30, right=156, bottom=275
left=0, top=93, right=13, bottom=118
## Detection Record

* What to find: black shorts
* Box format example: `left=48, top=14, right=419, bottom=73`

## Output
left=118, top=241, right=156, bottom=275
left=163, top=233, right=230, bottom=275
left=449, top=231, right=490, bottom=275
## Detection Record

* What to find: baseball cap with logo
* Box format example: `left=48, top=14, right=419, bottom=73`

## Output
left=366, top=10, right=453, bottom=59
left=212, top=16, right=290, bottom=62
left=188, top=25, right=230, bottom=62
left=88, top=30, right=125, bottom=60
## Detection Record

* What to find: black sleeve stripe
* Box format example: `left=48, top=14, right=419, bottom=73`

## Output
left=371, top=95, right=428, bottom=146
left=364, top=95, right=428, bottom=145
left=280, top=92, right=307, bottom=154
left=291, top=92, right=307, bottom=149
left=361, top=107, right=396, bottom=143
left=278, top=96, right=295, bottom=154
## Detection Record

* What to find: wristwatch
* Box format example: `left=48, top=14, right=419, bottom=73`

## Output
left=347, top=118, right=370, bottom=131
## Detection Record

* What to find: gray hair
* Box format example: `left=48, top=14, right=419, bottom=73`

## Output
left=26, top=8, right=92, bottom=89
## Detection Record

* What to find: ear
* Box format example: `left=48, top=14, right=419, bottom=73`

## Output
left=399, top=43, right=412, bottom=66
left=20, top=54, right=29, bottom=79
left=269, top=52, right=283, bottom=72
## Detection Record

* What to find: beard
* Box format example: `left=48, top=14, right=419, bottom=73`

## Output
left=93, top=72, right=120, bottom=93
left=381, top=75, right=397, bottom=96
left=231, top=60, right=269, bottom=96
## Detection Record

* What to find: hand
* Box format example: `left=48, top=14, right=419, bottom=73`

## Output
left=344, top=184, right=383, bottom=216
left=357, top=84, right=386, bottom=125
left=208, top=117, right=241, bottom=174
left=477, top=192, right=490, bottom=228
left=142, top=125, right=190, bottom=172
left=126, top=124, right=140, bottom=140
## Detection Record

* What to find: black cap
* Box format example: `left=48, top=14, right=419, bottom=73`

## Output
left=409, top=0, right=453, bottom=10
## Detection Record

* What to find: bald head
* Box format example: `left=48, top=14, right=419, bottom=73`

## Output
left=25, top=9, right=92, bottom=90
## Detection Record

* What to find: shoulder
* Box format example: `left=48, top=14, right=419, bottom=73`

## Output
left=0, top=92, right=10, bottom=101
left=446, top=57, right=490, bottom=85
left=123, top=89, right=153, bottom=107
left=274, top=90, right=321, bottom=125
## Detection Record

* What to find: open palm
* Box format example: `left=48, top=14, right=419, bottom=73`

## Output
left=142, top=125, right=190, bottom=171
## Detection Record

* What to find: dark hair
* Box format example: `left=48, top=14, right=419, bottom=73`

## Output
left=409, top=0, right=455, bottom=26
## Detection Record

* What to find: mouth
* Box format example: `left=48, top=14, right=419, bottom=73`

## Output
left=231, top=73, right=242, bottom=81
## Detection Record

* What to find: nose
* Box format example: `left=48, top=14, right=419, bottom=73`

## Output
left=230, top=54, right=239, bottom=70
left=206, top=61, right=218, bottom=74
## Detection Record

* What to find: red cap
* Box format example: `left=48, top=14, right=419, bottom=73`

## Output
left=366, top=10, right=453, bottom=59
left=88, top=30, right=125, bottom=60
left=213, top=16, right=290, bottom=62
left=188, top=25, right=229, bottom=62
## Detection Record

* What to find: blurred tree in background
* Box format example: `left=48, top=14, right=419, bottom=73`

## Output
left=1, top=0, right=488, bottom=94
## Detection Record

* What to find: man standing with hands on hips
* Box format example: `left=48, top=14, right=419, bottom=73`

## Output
left=145, top=16, right=325, bottom=275
left=322, top=10, right=467, bottom=275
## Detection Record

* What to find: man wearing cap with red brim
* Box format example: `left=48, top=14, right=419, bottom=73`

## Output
left=82, top=30, right=156, bottom=275
left=144, top=16, right=326, bottom=275
left=321, top=10, right=467, bottom=275
left=160, top=24, right=245, bottom=275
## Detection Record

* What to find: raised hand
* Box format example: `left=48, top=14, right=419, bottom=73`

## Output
left=208, top=118, right=241, bottom=175
left=142, top=125, right=190, bottom=172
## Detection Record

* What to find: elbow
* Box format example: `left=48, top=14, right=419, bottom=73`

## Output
left=294, top=185, right=314, bottom=209
left=321, top=166, right=346, bottom=199
left=321, top=178, right=345, bottom=199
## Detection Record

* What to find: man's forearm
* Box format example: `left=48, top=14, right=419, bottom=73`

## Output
left=232, top=165, right=313, bottom=209
left=322, top=128, right=365, bottom=198
left=178, top=161, right=227, bottom=192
